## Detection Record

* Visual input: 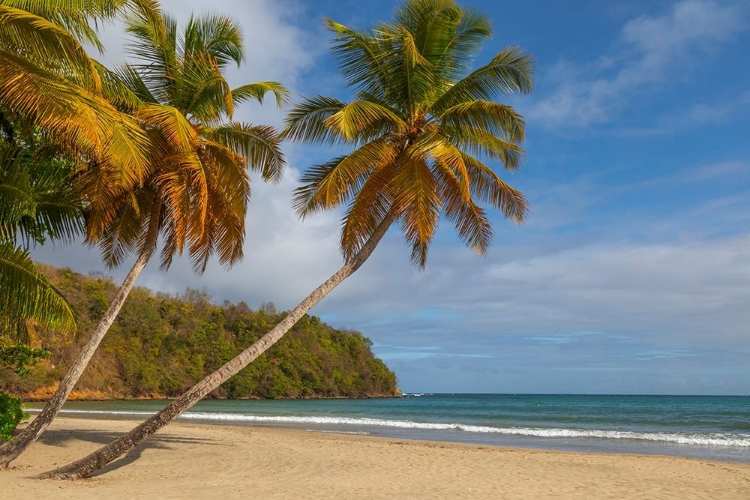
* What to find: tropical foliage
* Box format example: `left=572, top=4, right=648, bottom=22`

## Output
left=0, top=335, right=49, bottom=440
left=0, top=392, right=24, bottom=441
left=0, top=142, right=83, bottom=336
left=0, top=0, right=153, bottom=190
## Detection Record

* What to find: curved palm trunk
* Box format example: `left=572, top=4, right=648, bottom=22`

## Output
left=40, top=211, right=396, bottom=479
left=0, top=203, right=162, bottom=468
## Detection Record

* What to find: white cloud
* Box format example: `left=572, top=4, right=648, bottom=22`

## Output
left=528, top=0, right=748, bottom=127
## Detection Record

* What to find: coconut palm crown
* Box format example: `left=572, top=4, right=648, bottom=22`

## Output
left=86, top=7, right=289, bottom=273
left=284, top=0, right=533, bottom=267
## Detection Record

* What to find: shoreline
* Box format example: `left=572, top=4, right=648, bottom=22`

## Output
left=23, top=398, right=750, bottom=465
left=2, top=417, right=749, bottom=499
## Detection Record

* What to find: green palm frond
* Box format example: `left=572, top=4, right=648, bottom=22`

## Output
left=113, top=63, right=159, bottom=105
left=0, top=6, right=102, bottom=91
left=325, top=100, right=407, bottom=142
left=204, top=123, right=284, bottom=183
left=0, top=145, right=85, bottom=247
left=432, top=46, right=533, bottom=112
left=232, top=81, right=290, bottom=108
left=0, top=243, right=77, bottom=333
left=326, top=18, right=393, bottom=103
left=181, top=13, right=244, bottom=68
left=281, top=95, right=348, bottom=145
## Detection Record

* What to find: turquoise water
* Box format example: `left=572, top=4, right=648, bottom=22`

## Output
left=29, top=394, right=750, bottom=463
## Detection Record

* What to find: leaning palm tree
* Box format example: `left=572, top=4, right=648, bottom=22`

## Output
left=42, top=0, right=533, bottom=479
left=0, top=6, right=287, bottom=466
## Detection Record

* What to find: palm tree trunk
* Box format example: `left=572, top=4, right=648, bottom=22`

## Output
left=39, top=211, right=397, bottom=479
left=0, top=202, right=162, bottom=468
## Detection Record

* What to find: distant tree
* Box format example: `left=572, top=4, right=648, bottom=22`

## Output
left=43, top=0, right=533, bottom=479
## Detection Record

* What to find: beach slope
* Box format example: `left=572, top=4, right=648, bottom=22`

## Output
left=1, top=417, right=749, bottom=499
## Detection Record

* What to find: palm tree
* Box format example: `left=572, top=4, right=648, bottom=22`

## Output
left=0, top=6, right=287, bottom=466
left=41, top=0, right=533, bottom=479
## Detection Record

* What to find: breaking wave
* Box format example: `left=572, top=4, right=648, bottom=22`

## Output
left=40, top=408, right=750, bottom=448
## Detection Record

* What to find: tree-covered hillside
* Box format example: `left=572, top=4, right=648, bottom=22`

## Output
left=1, top=265, right=398, bottom=400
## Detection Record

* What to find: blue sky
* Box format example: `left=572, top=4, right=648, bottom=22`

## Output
left=35, top=0, right=750, bottom=394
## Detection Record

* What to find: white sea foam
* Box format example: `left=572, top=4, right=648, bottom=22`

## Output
left=39, top=408, right=750, bottom=448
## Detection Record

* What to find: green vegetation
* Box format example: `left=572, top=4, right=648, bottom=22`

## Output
left=0, top=339, right=49, bottom=440
left=0, top=265, right=398, bottom=400
left=0, top=393, right=23, bottom=441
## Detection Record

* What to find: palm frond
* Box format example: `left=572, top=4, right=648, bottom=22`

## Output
left=0, top=243, right=77, bottom=333
left=433, top=159, right=491, bottom=254
left=340, top=160, right=398, bottom=261
left=204, top=123, right=285, bottom=183
left=461, top=152, right=527, bottom=223
left=0, top=51, right=151, bottom=187
left=0, top=0, right=132, bottom=52
left=324, top=100, right=407, bottom=142
left=392, top=157, right=440, bottom=268
left=281, top=95, right=348, bottom=145
left=0, top=5, right=102, bottom=90
left=293, top=137, right=397, bottom=217
left=232, top=81, right=290, bottom=108
left=92, top=61, right=147, bottom=111
left=439, top=99, right=525, bottom=142
left=326, top=18, right=393, bottom=102
left=432, top=46, right=533, bottom=113
left=137, top=103, right=198, bottom=153
left=430, top=7, right=491, bottom=81
left=112, top=63, right=159, bottom=105
left=0, top=143, right=85, bottom=247
left=181, top=13, right=244, bottom=68
left=443, top=126, right=524, bottom=170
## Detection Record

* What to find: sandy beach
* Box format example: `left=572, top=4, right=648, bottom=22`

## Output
left=0, top=417, right=748, bottom=499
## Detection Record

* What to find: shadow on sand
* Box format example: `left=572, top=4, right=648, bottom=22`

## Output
left=35, top=425, right=218, bottom=477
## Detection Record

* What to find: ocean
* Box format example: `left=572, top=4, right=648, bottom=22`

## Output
left=28, top=394, right=750, bottom=463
